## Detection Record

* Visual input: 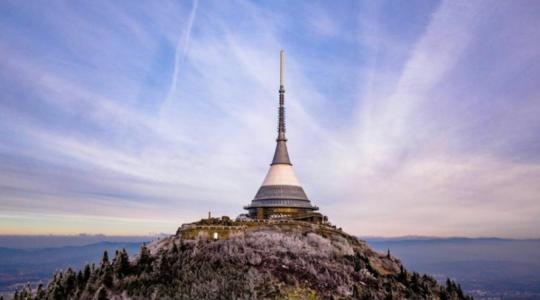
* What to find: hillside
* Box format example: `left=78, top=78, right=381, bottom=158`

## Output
left=10, top=221, right=471, bottom=300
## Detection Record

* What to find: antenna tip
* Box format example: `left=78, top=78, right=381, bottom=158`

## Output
left=279, top=50, right=284, bottom=86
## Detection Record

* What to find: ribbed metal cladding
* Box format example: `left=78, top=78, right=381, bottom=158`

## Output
left=248, top=199, right=314, bottom=208
left=246, top=185, right=318, bottom=210
left=254, top=185, right=308, bottom=201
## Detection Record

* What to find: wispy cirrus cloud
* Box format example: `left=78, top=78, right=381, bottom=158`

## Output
left=163, top=0, right=199, bottom=111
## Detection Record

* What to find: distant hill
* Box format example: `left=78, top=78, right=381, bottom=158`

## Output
left=0, top=235, right=157, bottom=249
left=0, top=241, right=146, bottom=295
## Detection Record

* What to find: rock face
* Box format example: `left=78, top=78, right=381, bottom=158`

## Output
left=11, top=223, right=471, bottom=300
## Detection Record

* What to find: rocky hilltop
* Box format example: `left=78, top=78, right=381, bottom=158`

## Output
left=11, top=220, right=471, bottom=300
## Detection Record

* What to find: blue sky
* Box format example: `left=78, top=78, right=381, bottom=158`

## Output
left=1, top=0, right=539, bottom=237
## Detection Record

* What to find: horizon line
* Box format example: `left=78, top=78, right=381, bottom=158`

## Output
left=1, top=233, right=539, bottom=240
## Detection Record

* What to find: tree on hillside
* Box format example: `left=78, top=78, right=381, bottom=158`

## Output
left=112, top=248, right=130, bottom=277
left=101, top=250, right=109, bottom=266
left=138, top=244, right=153, bottom=273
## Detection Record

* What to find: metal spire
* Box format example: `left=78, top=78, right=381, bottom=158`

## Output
left=272, top=50, right=292, bottom=165
left=278, top=50, right=286, bottom=141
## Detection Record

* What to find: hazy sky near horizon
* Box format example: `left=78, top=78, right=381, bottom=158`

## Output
left=1, top=0, right=539, bottom=237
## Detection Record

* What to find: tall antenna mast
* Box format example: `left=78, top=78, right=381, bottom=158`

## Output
left=271, top=50, right=291, bottom=165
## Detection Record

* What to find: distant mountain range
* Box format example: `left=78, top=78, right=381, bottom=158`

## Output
left=362, top=236, right=540, bottom=242
left=0, top=234, right=158, bottom=249
left=0, top=241, right=148, bottom=296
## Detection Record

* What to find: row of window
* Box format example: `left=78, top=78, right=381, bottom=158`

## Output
left=252, top=199, right=311, bottom=207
